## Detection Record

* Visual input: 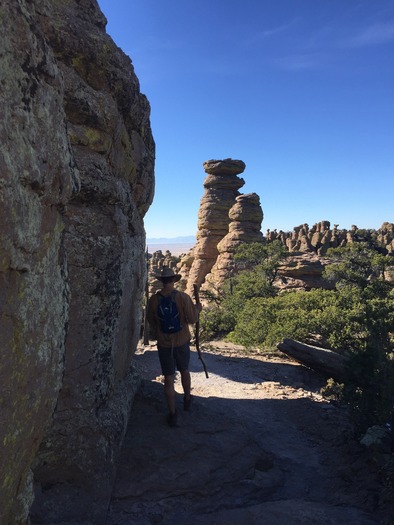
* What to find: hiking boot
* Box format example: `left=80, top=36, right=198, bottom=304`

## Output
left=166, top=411, right=178, bottom=427
left=183, top=395, right=193, bottom=411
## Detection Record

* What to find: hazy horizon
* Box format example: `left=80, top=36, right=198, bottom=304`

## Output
left=146, top=219, right=393, bottom=244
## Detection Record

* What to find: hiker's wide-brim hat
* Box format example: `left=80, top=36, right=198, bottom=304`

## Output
left=155, top=267, right=181, bottom=282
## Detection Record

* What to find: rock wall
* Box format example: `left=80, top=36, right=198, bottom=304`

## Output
left=0, top=3, right=76, bottom=522
left=0, top=1, right=155, bottom=524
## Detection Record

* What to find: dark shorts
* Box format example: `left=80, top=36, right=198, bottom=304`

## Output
left=157, top=341, right=191, bottom=376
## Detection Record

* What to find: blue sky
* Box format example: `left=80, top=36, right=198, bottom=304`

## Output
left=98, top=0, right=394, bottom=238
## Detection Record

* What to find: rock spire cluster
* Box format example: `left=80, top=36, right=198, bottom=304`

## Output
left=266, top=221, right=394, bottom=256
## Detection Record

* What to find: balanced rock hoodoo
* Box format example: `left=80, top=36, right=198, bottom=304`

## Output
left=185, top=159, right=246, bottom=295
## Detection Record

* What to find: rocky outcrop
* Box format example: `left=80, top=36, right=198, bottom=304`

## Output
left=148, top=250, right=179, bottom=294
left=205, top=193, right=264, bottom=287
left=184, top=159, right=245, bottom=295
left=266, top=221, right=394, bottom=256
left=264, top=221, right=394, bottom=291
left=266, top=221, right=344, bottom=255
left=380, top=222, right=394, bottom=254
left=0, top=1, right=154, bottom=524
left=275, top=253, right=334, bottom=291
left=265, top=221, right=394, bottom=291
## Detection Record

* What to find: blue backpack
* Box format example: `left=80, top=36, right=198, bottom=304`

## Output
left=157, top=291, right=182, bottom=334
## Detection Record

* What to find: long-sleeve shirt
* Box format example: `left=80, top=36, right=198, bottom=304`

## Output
left=147, top=289, right=199, bottom=348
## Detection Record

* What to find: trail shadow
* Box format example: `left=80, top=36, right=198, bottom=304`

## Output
left=134, top=346, right=326, bottom=392
left=108, top=375, right=381, bottom=525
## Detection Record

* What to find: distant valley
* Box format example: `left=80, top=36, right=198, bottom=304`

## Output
left=146, top=235, right=195, bottom=256
left=146, top=235, right=195, bottom=244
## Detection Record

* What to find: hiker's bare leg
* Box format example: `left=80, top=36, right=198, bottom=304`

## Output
left=180, top=369, right=191, bottom=400
left=164, top=374, right=176, bottom=414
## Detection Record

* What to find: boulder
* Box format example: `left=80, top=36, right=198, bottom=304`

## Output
left=275, top=253, right=334, bottom=291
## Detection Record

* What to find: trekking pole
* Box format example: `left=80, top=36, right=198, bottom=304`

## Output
left=193, top=284, right=209, bottom=378
left=142, top=246, right=150, bottom=345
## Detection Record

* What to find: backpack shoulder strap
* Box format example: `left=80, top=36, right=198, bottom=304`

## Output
left=157, top=292, right=177, bottom=308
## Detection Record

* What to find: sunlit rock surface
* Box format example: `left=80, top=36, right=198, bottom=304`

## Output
left=206, top=192, right=264, bottom=287
left=185, top=159, right=245, bottom=295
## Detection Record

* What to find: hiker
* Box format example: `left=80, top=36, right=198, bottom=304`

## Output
left=147, top=267, right=202, bottom=427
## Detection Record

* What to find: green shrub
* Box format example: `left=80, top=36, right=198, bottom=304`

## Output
left=320, top=378, right=344, bottom=402
left=228, top=288, right=367, bottom=351
left=201, top=241, right=394, bottom=435
left=199, top=306, right=236, bottom=342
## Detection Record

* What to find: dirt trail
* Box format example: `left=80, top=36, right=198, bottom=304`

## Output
left=107, top=342, right=383, bottom=525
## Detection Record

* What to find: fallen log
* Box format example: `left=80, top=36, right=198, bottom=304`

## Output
left=277, top=338, right=348, bottom=383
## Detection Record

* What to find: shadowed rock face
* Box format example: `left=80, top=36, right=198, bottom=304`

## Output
left=0, top=1, right=154, bottom=524
left=0, top=3, right=76, bottom=522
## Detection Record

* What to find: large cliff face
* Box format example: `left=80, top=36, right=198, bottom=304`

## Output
left=0, top=1, right=155, bottom=524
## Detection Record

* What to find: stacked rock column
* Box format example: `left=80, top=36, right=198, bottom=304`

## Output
left=185, top=159, right=245, bottom=296
left=206, top=192, right=264, bottom=287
